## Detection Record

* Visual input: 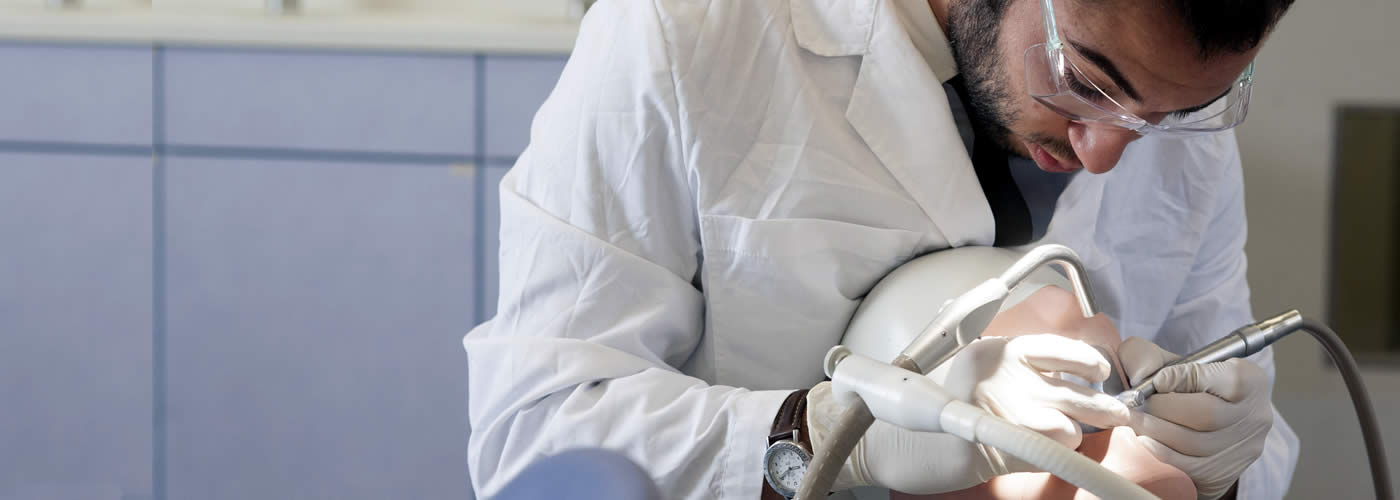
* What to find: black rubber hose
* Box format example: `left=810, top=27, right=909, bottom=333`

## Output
left=1301, top=317, right=1393, bottom=500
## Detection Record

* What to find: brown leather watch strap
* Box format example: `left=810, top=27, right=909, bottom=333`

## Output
left=770, top=389, right=810, bottom=444
left=762, top=389, right=812, bottom=500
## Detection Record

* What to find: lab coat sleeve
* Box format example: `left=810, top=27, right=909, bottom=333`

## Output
left=464, top=1, right=789, bottom=498
left=1153, top=131, right=1300, bottom=500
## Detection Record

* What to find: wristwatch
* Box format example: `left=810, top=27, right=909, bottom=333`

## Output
left=763, top=390, right=812, bottom=499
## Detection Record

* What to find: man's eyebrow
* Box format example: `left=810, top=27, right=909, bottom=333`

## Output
left=1169, top=88, right=1232, bottom=116
left=1066, top=40, right=1143, bottom=102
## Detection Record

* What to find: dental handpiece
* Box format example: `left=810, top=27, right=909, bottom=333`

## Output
left=1116, top=310, right=1305, bottom=408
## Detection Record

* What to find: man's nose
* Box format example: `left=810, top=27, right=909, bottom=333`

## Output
left=1067, top=123, right=1141, bottom=174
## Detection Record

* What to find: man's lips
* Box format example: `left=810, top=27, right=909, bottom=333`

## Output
left=1025, top=141, right=1081, bottom=173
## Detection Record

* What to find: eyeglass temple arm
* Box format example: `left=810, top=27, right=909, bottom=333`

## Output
left=1040, top=0, right=1061, bottom=50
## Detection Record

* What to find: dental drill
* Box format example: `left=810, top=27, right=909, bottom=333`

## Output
left=795, top=245, right=1160, bottom=499
left=1116, top=311, right=1305, bottom=408
left=1117, top=310, right=1393, bottom=500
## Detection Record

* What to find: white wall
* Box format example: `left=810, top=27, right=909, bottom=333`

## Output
left=1235, top=0, right=1400, bottom=497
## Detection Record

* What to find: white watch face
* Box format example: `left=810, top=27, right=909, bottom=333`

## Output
left=765, top=441, right=810, bottom=495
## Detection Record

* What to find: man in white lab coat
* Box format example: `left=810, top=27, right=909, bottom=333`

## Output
left=465, top=0, right=1300, bottom=499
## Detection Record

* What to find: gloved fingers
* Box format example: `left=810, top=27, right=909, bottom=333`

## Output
left=1151, top=358, right=1269, bottom=404
left=1139, top=391, right=1253, bottom=432
left=1036, top=376, right=1131, bottom=429
left=1128, top=407, right=1229, bottom=457
left=1118, top=336, right=1181, bottom=385
left=1133, top=434, right=1202, bottom=474
left=1007, top=334, right=1111, bottom=382
left=865, top=424, right=991, bottom=494
left=1136, top=434, right=1255, bottom=500
left=1012, top=406, right=1083, bottom=450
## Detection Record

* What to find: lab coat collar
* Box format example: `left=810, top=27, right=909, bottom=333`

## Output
left=789, top=0, right=877, bottom=57
left=888, top=0, right=959, bottom=83
left=790, top=0, right=958, bottom=80
left=823, top=0, right=995, bottom=246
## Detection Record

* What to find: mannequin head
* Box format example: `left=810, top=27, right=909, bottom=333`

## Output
left=910, top=286, right=1196, bottom=500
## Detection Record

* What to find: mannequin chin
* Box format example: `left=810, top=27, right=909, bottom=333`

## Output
left=895, top=286, right=1197, bottom=500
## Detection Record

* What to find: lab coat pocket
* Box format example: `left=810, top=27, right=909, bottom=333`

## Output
left=689, top=214, right=935, bottom=389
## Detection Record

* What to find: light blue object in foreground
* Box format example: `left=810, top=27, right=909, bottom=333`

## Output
left=495, top=449, right=662, bottom=500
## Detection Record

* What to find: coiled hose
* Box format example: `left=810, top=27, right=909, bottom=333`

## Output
left=1301, top=318, right=1392, bottom=500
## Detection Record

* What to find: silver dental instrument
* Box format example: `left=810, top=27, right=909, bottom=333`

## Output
left=1116, top=310, right=1304, bottom=409
left=1117, top=310, right=1393, bottom=500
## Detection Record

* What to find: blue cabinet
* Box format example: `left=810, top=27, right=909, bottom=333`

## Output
left=483, top=56, right=567, bottom=159
left=482, top=163, right=510, bottom=318
left=164, top=49, right=476, bottom=156
left=0, top=42, right=566, bottom=500
left=0, top=153, right=153, bottom=500
left=480, top=55, right=564, bottom=317
left=162, top=157, right=476, bottom=500
left=0, top=44, right=152, bottom=146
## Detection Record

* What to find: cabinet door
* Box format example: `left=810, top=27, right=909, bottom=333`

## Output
left=482, top=163, right=509, bottom=319
left=483, top=55, right=567, bottom=159
left=0, top=153, right=153, bottom=500
left=164, top=158, right=476, bottom=500
left=0, top=44, right=152, bottom=146
left=164, top=49, right=475, bottom=156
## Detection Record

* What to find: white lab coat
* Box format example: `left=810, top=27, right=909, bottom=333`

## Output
left=464, top=0, right=1300, bottom=498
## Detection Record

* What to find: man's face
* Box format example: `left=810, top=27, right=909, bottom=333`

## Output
left=947, top=0, right=1259, bottom=174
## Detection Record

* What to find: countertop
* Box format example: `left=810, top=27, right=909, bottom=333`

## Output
left=0, top=5, right=579, bottom=53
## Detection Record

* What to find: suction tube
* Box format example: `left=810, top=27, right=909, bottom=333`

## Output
left=815, top=350, right=1156, bottom=500
left=995, top=244, right=1098, bottom=319
left=956, top=410, right=1155, bottom=500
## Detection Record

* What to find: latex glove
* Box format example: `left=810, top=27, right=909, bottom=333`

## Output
left=939, top=334, right=1132, bottom=450
left=1118, top=336, right=1273, bottom=500
left=806, top=334, right=1130, bottom=495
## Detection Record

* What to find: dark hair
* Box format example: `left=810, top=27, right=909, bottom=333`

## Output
left=1163, top=0, right=1296, bottom=58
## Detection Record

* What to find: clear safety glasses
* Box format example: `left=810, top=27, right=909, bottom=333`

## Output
left=1023, top=0, right=1254, bottom=135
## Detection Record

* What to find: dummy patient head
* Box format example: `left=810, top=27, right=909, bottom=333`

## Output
left=905, top=285, right=1196, bottom=500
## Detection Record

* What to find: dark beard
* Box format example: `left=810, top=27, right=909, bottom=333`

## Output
left=947, top=0, right=1082, bottom=163
left=947, top=0, right=1023, bottom=155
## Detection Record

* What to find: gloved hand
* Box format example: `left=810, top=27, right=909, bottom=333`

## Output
left=806, top=334, right=1131, bottom=495
left=1118, top=336, right=1274, bottom=500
